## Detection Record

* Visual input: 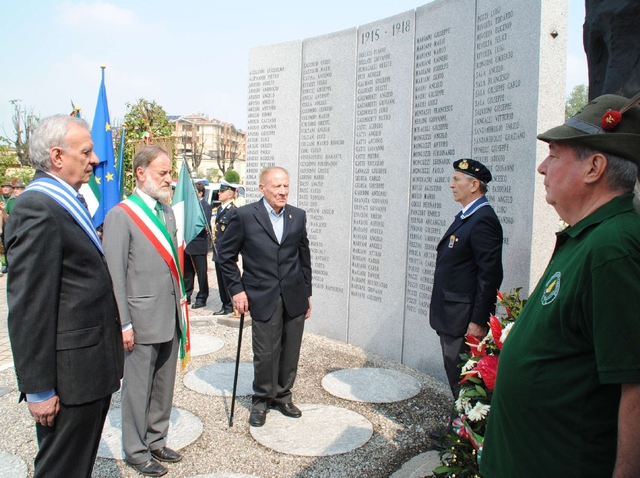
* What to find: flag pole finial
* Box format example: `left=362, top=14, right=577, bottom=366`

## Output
left=100, top=65, right=106, bottom=69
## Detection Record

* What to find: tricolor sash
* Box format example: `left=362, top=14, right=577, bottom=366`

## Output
left=25, top=176, right=104, bottom=254
left=117, top=195, right=191, bottom=369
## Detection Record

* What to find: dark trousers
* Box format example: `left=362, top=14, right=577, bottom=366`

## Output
left=35, top=394, right=112, bottom=478
left=251, top=295, right=305, bottom=411
left=122, top=328, right=179, bottom=464
left=184, top=253, right=209, bottom=304
left=214, top=262, right=233, bottom=312
left=438, top=332, right=469, bottom=400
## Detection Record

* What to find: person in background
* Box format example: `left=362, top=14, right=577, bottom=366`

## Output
left=184, top=181, right=212, bottom=309
left=218, top=167, right=312, bottom=427
left=211, top=180, right=237, bottom=316
left=429, top=158, right=503, bottom=442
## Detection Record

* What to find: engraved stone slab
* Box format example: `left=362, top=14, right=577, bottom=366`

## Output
left=299, top=28, right=357, bottom=342
left=321, top=368, right=421, bottom=403
left=347, top=10, right=416, bottom=362
left=403, top=0, right=476, bottom=381
left=390, top=450, right=441, bottom=478
left=184, top=362, right=254, bottom=397
left=97, top=407, right=203, bottom=460
left=0, top=451, right=28, bottom=478
left=250, top=404, right=373, bottom=456
left=190, top=334, right=224, bottom=357
left=246, top=40, right=303, bottom=204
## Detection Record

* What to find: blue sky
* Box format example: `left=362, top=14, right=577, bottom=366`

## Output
left=0, top=0, right=586, bottom=134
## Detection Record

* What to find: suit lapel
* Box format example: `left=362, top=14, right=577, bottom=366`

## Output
left=253, top=200, right=279, bottom=244
left=281, top=208, right=293, bottom=243
left=438, top=213, right=465, bottom=249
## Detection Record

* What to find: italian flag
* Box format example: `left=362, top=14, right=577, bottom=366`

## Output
left=171, top=162, right=207, bottom=368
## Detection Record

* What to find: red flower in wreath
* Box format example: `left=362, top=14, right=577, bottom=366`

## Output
left=477, top=355, right=499, bottom=390
left=601, top=110, right=622, bottom=130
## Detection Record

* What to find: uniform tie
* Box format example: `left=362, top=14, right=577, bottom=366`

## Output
left=155, top=201, right=165, bottom=227
left=77, top=193, right=89, bottom=210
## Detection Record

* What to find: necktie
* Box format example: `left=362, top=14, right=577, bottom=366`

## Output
left=77, top=193, right=89, bottom=210
left=155, top=201, right=165, bottom=227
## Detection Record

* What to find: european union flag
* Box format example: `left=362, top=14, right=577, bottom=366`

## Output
left=89, top=67, right=120, bottom=227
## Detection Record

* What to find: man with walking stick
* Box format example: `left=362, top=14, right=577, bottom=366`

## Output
left=218, top=166, right=312, bottom=427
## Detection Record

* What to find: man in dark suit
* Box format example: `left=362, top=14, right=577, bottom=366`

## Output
left=103, top=145, right=184, bottom=477
left=184, top=181, right=213, bottom=309
left=5, top=115, right=124, bottom=477
left=218, top=166, right=312, bottom=427
left=429, top=158, right=503, bottom=434
left=211, top=179, right=236, bottom=315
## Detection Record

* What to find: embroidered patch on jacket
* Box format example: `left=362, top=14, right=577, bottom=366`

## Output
left=541, top=271, right=561, bottom=305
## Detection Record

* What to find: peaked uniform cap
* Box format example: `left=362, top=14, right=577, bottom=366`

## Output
left=537, top=94, right=640, bottom=165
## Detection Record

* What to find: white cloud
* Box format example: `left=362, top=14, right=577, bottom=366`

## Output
left=58, top=1, right=140, bottom=31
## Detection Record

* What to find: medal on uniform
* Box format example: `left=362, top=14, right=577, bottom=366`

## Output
left=448, top=235, right=456, bottom=248
left=221, top=225, right=225, bottom=232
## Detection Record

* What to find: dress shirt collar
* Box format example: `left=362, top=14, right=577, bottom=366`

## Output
left=262, top=197, right=285, bottom=218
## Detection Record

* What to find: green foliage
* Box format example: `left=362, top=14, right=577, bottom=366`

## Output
left=122, top=99, right=174, bottom=193
left=566, top=84, right=588, bottom=120
left=0, top=137, right=33, bottom=183
left=224, top=169, right=240, bottom=183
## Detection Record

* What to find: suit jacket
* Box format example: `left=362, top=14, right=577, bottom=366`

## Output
left=430, top=197, right=504, bottom=337
left=185, top=197, right=212, bottom=256
left=211, top=201, right=235, bottom=263
left=5, top=171, right=124, bottom=405
left=217, top=199, right=312, bottom=322
left=103, top=193, right=183, bottom=344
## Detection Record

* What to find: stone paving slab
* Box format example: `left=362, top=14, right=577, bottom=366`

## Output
left=250, top=404, right=373, bottom=456
left=390, top=450, right=440, bottom=478
left=98, top=407, right=203, bottom=460
left=0, top=387, right=12, bottom=398
left=184, top=362, right=254, bottom=396
left=0, top=450, right=28, bottom=478
left=217, top=315, right=253, bottom=328
left=191, top=334, right=225, bottom=357
left=322, top=368, right=422, bottom=403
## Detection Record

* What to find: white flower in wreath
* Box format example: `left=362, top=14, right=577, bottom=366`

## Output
left=479, top=329, right=494, bottom=348
left=455, top=396, right=472, bottom=413
left=501, top=322, right=514, bottom=343
left=461, top=358, right=477, bottom=373
left=467, top=402, right=491, bottom=422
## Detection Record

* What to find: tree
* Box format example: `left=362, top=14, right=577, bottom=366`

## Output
left=214, top=123, right=245, bottom=175
left=122, top=99, right=174, bottom=193
left=566, top=84, right=589, bottom=120
left=224, top=169, right=240, bottom=183
left=4, top=100, right=39, bottom=166
left=0, top=136, right=34, bottom=184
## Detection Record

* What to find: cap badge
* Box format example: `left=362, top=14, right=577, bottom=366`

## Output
left=459, top=159, right=469, bottom=170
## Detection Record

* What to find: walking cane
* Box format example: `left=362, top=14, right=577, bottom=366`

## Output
left=229, top=313, right=245, bottom=427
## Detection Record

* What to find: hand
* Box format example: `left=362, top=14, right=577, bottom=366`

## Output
left=233, top=291, right=249, bottom=314
left=466, top=322, right=487, bottom=340
left=305, top=297, right=312, bottom=319
left=122, top=328, right=134, bottom=352
left=28, top=395, right=60, bottom=427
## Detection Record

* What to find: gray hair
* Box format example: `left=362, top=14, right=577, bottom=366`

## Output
left=259, top=166, right=289, bottom=184
left=133, top=145, right=168, bottom=184
left=29, top=115, right=90, bottom=171
left=570, top=144, right=639, bottom=193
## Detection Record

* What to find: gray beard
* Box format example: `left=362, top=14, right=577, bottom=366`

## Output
left=140, top=182, right=170, bottom=200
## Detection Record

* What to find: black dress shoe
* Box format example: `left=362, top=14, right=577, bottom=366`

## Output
left=249, top=409, right=267, bottom=427
left=126, top=458, right=167, bottom=477
left=151, top=446, right=183, bottom=463
left=212, top=309, right=227, bottom=316
left=191, top=302, right=206, bottom=309
left=272, top=402, right=302, bottom=418
left=429, top=429, right=444, bottom=440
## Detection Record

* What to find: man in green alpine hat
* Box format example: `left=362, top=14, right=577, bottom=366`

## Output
left=482, top=94, right=640, bottom=478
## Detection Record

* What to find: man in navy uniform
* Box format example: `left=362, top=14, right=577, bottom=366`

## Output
left=184, top=181, right=213, bottom=309
left=429, top=158, right=503, bottom=437
left=211, top=180, right=236, bottom=315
